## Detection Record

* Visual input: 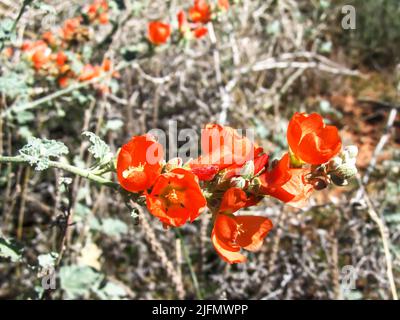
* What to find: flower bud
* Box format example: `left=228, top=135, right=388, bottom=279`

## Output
left=248, top=177, right=261, bottom=193
left=328, top=156, right=343, bottom=171
left=230, top=177, right=247, bottom=189
left=240, top=160, right=255, bottom=179
left=334, top=164, right=357, bottom=179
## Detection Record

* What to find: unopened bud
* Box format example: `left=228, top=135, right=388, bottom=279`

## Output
left=334, top=164, right=357, bottom=180
left=248, top=177, right=261, bottom=193
left=328, top=157, right=343, bottom=171
left=240, top=160, right=255, bottom=178
left=230, top=177, right=247, bottom=189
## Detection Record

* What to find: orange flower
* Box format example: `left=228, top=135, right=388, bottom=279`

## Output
left=193, top=26, right=208, bottom=38
left=189, top=0, right=211, bottom=24
left=27, top=41, right=52, bottom=70
left=259, top=153, right=314, bottom=208
left=102, top=58, right=111, bottom=72
left=178, top=10, right=208, bottom=39
left=78, top=64, right=102, bottom=81
left=218, top=0, right=230, bottom=11
left=56, top=51, right=68, bottom=67
left=146, top=168, right=207, bottom=227
left=177, top=11, right=190, bottom=34
left=211, top=214, right=273, bottom=263
left=117, top=135, right=164, bottom=193
left=287, top=112, right=342, bottom=165
left=219, top=188, right=254, bottom=215
left=148, top=22, right=171, bottom=45
left=61, top=17, right=83, bottom=41
left=98, top=12, right=109, bottom=24
left=190, top=124, right=260, bottom=180
left=58, top=76, right=70, bottom=88
left=42, top=31, right=57, bottom=46
left=189, top=164, right=219, bottom=182
left=2, top=47, right=13, bottom=58
left=86, top=0, right=109, bottom=24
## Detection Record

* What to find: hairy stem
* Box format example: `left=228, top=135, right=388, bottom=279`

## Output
left=0, top=155, right=119, bottom=189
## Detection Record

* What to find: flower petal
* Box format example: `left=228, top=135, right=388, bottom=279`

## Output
left=236, top=216, right=273, bottom=252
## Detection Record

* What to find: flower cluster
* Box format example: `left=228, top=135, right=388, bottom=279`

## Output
left=11, top=0, right=115, bottom=93
left=148, top=0, right=231, bottom=46
left=116, top=112, right=358, bottom=263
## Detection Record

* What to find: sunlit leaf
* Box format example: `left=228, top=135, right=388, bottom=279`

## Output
left=82, top=131, right=113, bottom=166
left=0, top=236, right=23, bottom=262
left=19, top=137, right=69, bottom=171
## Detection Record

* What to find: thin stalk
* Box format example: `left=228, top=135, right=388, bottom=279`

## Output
left=175, top=229, right=204, bottom=300
left=16, top=166, right=30, bottom=240
left=0, top=155, right=119, bottom=189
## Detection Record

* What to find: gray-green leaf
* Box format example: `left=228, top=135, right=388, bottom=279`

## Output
left=82, top=131, right=113, bottom=165
left=19, top=137, right=69, bottom=171
left=0, top=236, right=23, bottom=262
left=59, top=265, right=103, bottom=299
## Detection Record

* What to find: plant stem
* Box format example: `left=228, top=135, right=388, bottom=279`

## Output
left=175, top=229, right=204, bottom=300
left=363, top=192, right=398, bottom=300
left=0, top=155, right=119, bottom=189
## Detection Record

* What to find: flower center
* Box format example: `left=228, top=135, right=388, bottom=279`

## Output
left=122, top=163, right=145, bottom=179
left=165, top=189, right=185, bottom=206
left=236, top=223, right=245, bottom=236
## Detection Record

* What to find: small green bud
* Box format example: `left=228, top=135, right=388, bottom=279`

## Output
left=333, top=164, right=357, bottom=180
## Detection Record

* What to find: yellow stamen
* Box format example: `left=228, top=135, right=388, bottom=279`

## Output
left=122, top=163, right=145, bottom=179
left=165, top=189, right=180, bottom=204
left=236, top=223, right=244, bottom=236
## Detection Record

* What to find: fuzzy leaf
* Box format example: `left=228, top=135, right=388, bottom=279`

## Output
left=92, top=218, right=128, bottom=238
left=95, top=282, right=127, bottom=300
left=0, top=237, right=23, bottom=262
left=19, top=137, right=69, bottom=171
left=0, top=72, right=29, bottom=99
left=82, top=131, right=113, bottom=165
left=59, top=265, right=103, bottom=299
